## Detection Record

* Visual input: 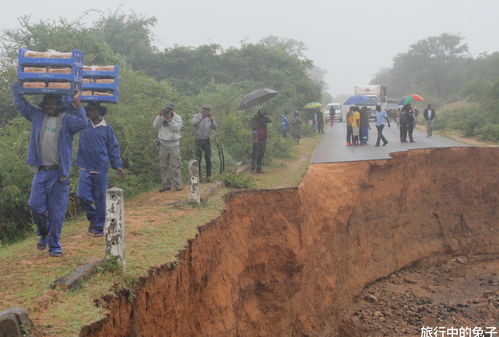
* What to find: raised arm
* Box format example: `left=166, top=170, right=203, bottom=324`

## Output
left=11, top=82, right=40, bottom=121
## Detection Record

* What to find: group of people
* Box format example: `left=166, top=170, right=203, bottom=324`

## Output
left=153, top=103, right=218, bottom=192
left=345, top=106, right=372, bottom=146
left=16, top=84, right=285, bottom=256
left=345, top=103, right=436, bottom=147
left=12, top=84, right=124, bottom=257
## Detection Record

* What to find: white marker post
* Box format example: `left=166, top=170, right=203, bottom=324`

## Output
left=104, top=187, right=125, bottom=268
left=188, top=159, right=200, bottom=204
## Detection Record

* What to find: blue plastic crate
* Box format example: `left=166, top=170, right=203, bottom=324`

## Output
left=18, top=65, right=83, bottom=82
left=17, top=81, right=81, bottom=96
left=79, top=93, right=119, bottom=103
left=82, top=65, right=119, bottom=79
left=82, top=79, right=119, bottom=91
left=18, top=49, right=84, bottom=67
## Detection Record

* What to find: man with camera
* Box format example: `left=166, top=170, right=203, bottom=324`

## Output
left=191, top=103, right=217, bottom=182
left=153, top=103, right=183, bottom=192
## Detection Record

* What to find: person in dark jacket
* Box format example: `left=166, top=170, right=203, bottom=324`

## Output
left=400, top=104, right=415, bottom=143
left=316, top=109, right=324, bottom=134
left=250, top=108, right=271, bottom=173
left=76, top=102, right=125, bottom=236
left=191, top=103, right=217, bottom=182
left=290, top=111, right=303, bottom=145
left=12, top=83, right=87, bottom=257
left=359, top=106, right=370, bottom=145
left=423, top=104, right=436, bottom=137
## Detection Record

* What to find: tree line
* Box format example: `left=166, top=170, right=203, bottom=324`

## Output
left=370, top=33, right=499, bottom=141
left=0, top=11, right=323, bottom=244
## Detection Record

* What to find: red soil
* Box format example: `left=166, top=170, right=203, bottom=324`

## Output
left=80, top=147, right=498, bottom=337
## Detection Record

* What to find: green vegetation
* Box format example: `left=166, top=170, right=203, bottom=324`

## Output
left=371, top=33, right=499, bottom=142
left=0, top=12, right=324, bottom=244
left=219, top=173, right=256, bottom=189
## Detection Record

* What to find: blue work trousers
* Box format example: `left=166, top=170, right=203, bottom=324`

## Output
left=360, top=125, right=369, bottom=144
left=29, top=170, right=69, bottom=254
left=77, top=170, right=108, bottom=233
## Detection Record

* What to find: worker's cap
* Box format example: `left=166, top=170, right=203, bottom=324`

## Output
left=202, top=103, right=211, bottom=110
left=294, top=111, right=300, bottom=115
left=164, top=103, right=174, bottom=112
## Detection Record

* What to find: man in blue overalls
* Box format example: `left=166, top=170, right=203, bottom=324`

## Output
left=76, top=102, right=125, bottom=237
left=12, top=83, right=87, bottom=257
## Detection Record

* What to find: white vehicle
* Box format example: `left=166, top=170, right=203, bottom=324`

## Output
left=325, top=102, right=343, bottom=122
left=354, top=85, right=388, bottom=121
left=354, top=85, right=387, bottom=104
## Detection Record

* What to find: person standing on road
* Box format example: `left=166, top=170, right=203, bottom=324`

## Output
left=399, top=104, right=413, bottom=143
left=76, top=102, right=125, bottom=237
left=250, top=108, right=271, bottom=173
left=280, top=110, right=289, bottom=138
left=12, top=83, right=87, bottom=257
left=346, top=107, right=354, bottom=146
left=317, top=109, right=324, bottom=134
left=360, top=106, right=370, bottom=145
left=423, top=104, right=436, bottom=137
left=329, top=106, right=335, bottom=126
left=375, top=104, right=390, bottom=147
left=153, top=103, right=183, bottom=192
left=351, top=107, right=361, bottom=145
left=191, top=103, right=217, bottom=182
left=290, top=111, right=303, bottom=145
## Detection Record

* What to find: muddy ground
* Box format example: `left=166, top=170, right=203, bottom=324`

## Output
left=80, top=147, right=498, bottom=337
left=347, top=254, right=498, bottom=337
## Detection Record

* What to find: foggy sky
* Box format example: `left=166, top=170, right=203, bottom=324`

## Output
left=1, top=0, right=499, bottom=98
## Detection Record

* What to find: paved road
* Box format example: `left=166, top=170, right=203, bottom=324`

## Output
left=311, top=121, right=468, bottom=163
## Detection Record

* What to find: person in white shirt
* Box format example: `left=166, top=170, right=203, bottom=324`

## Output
left=153, top=104, right=183, bottom=192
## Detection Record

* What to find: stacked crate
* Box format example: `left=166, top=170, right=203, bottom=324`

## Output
left=80, top=65, right=120, bottom=103
left=17, top=49, right=84, bottom=95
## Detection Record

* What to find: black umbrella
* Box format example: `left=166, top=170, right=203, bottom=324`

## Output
left=238, top=88, right=278, bottom=110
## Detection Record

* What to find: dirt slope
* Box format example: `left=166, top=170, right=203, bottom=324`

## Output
left=80, top=147, right=498, bottom=337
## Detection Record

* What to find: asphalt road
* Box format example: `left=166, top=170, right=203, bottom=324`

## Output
left=311, top=121, right=468, bottom=163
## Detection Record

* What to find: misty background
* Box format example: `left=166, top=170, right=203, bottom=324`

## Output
left=1, top=0, right=499, bottom=97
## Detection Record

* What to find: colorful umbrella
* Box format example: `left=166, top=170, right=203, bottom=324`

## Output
left=399, top=94, right=424, bottom=106
left=304, top=102, right=322, bottom=109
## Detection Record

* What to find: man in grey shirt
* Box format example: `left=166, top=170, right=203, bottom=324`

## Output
left=153, top=103, right=183, bottom=192
left=191, top=104, right=217, bottom=182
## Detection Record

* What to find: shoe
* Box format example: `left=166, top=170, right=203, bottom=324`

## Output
left=92, top=232, right=104, bottom=237
left=50, top=252, right=64, bottom=257
left=410, top=140, right=415, bottom=143
left=383, top=142, right=388, bottom=146
left=159, top=187, right=171, bottom=192
left=374, top=145, right=380, bottom=147
left=175, top=186, right=184, bottom=191
left=37, top=237, right=47, bottom=250
left=88, top=225, right=95, bottom=233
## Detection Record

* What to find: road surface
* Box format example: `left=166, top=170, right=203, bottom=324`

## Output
left=311, top=122, right=468, bottom=163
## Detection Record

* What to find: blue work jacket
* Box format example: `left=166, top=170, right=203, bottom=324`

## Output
left=76, top=119, right=122, bottom=173
left=12, top=83, right=88, bottom=179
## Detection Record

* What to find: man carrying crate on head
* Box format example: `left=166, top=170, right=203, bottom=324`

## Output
left=11, top=82, right=87, bottom=257
left=76, top=102, right=125, bottom=237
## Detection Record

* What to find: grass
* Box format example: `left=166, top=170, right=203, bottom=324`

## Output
left=0, top=134, right=322, bottom=337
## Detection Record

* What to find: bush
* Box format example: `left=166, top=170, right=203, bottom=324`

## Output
left=219, top=173, right=256, bottom=189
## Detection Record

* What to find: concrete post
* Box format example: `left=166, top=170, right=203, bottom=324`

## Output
left=104, top=187, right=125, bottom=267
left=188, top=159, right=200, bottom=204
